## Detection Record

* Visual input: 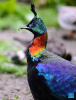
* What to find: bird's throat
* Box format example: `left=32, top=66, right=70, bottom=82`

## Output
left=29, top=31, right=47, bottom=61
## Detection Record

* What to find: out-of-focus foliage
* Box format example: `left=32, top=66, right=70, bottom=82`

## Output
left=32, top=0, right=76, bottom=7
left=0, top=0, right=31, bottom=30
left=0, top=0, right=17, bottom=17
left=37, top=7, right=58, bottom=27
left=58, top=0, right=76, bottom=6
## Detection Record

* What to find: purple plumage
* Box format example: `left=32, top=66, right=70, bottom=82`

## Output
left=36, top=51, right=76, bottom=99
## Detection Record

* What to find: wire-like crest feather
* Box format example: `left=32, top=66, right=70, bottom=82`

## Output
left=31, top=4, right=37, bottom=16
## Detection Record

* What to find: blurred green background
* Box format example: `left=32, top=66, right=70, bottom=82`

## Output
left=0, top=0, right=76, bottom=30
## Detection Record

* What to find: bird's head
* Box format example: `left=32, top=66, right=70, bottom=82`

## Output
left=19, top=4, right=46, bottom=35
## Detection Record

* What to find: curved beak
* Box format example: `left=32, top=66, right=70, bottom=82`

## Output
left=18, top=24, right=29, bottom=30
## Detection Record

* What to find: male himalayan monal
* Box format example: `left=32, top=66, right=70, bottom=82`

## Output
left=19, top=4, right=76, bottom=100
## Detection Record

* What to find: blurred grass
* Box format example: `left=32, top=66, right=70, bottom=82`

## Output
left=0, top=1, right=59, bottom=30
left=0, top=41, right=27, bottom=76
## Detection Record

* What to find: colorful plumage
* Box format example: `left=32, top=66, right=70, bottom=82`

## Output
left=58, top=6, right=76, bottom=39
left=19, top=4, right=76, bottom=100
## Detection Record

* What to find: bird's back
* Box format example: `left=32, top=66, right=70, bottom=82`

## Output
left=27, top=50, right=76, bottom=100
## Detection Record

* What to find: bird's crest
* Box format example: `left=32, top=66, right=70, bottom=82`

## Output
left=31, top=4, right=37, bottom=17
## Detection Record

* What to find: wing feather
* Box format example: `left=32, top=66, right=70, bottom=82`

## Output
left=36, top=59, right=76, bottom=99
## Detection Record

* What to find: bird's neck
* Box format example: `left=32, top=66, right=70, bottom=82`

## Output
left=28, top=31, right=47, bottom=61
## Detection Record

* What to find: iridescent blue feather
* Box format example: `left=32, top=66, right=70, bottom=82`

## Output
left=36, top=55, right=76, bottom=99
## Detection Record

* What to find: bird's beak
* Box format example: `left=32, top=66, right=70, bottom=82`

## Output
left=18, top=24, right=29, bottom=30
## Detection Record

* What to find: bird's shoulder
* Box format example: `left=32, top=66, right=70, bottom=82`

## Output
left=38, top=50, right=76, bottom=75
left=40, top=50, right=65, bottom=63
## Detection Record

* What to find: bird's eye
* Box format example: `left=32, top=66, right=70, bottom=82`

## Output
left=32, top=23, right=37, bottom=27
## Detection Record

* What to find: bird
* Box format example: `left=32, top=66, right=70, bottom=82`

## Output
left=18, top=4, right=76, bottom=100
left=58, top=6, right=76, bottom=39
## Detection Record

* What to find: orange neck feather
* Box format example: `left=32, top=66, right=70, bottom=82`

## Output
left=29, top=31, right=47, bottom=58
